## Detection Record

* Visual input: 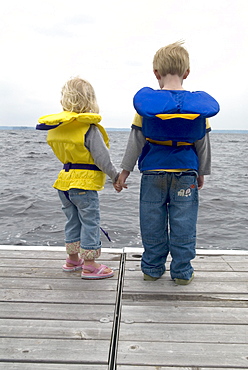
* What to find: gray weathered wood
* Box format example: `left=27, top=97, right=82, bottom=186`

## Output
left=117, top=342, right=248, bottom=367
left=121, top=305, right=248, bottom=324
left=125, top=259, right=247, bottom=271
left=123, top=279, right=248, bottom=294
left=118, top=322, right=248, bottom=343
left=0, top=249, right=121, bottom=261
left=0, top=365, right=108, bottom=370
left=117, top=367, right=247, bottom=370
left=0, top=288, right=117, bottom=304
left=0, top=338, right=110, bottom=363
left=0, top=258, right=120, bottom=269
left=0, top=277, right=118, bottom=291
left=0, top=302, right=115, bottom=321
left=0, top=249, right=119, bottom=367
left=0, top=266, right=119, bottom=279
left=1, top=319, right=113, bottom=340
left=117, top=251, right=248, bottom=368
left=1, top=247, right=248, bottom=368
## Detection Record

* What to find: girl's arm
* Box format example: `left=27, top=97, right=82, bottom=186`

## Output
left=85, top=125, right=119, bottom=183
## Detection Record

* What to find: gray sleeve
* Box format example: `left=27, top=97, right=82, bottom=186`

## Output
left=85, top=125, right=119, bottom=182
left=120, top=128, right=146, bottom=171
left=194, top=132, right=211, bottom=175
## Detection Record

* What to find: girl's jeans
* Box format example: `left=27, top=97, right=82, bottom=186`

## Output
left=140, top=171, right=198, bottom=280
left=58, top=189, right=101, bottom=260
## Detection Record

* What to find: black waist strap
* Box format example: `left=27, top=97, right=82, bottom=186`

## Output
left=63, top=163, right=101, bottom=172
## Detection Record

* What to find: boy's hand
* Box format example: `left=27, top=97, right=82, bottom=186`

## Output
left=197, top=175, right=204, bottom=190
left=114, top=170, right=130, bottom=192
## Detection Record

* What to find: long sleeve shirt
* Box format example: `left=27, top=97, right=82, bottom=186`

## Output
left=85, top=125, right=119, bottom=182
left=120, top=125, right=211, bottom=176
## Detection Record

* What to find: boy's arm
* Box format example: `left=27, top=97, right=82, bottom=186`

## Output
left=85, top=125, right=119, bottom=183
left=194, top=132, right=211, bottom=176
left=194, top=129, right=211, bottom=190
left=117, top=119, right=146, bottom=191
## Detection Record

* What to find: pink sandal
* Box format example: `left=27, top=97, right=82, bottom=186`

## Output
left=81, top=264, right=114, bottom=279
left=62, top=258, right=84, bottom=272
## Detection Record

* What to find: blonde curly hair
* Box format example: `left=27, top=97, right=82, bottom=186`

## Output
left=60, top=77, right=99, bottom=113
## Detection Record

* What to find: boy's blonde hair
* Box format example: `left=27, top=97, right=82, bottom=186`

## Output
left=153, top=41, right=190, bottom=77
left=61, top=77, right=99, bottom=113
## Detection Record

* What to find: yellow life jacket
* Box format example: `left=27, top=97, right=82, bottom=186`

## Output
left=38, top=111, right=109, bottom=191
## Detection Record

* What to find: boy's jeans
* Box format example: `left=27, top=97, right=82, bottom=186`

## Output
left=58, top=189, right=101, bottom=258
left=140, top=171, right=198, bottom=280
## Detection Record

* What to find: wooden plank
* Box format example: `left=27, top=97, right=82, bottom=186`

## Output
left=0, top=266, right=119, bottom=279
left=123, top=269, right=248, bottom=281
left=223, top=261, right=248, bottom=271
left=219, top=255, right=248, bottom=261
left=123, top=279, right=248, bottom=294
left=118, top=322, right=248, bottom=343
left=125, top=252, right=248, bottom=262
left=0, top=250, right=67, bottom=259
left=121, top=305, right=248, bottom=324
left=116, top=342, right=248, bottom=367
left=0, top=249, right=121, bottom=261
left=0, top=258, right=120, bottom=269
left=0, top=319, right=113, bottom=340
left=122, top=265, right=248, bottom=303
left=125, top=259, right=234, bottom=271
left=0, top=365, right=108, bottom=370
left=0, top=302, right=115, bottom=321
left=117, top=367, right=247, bottom=370
left=0, top=288, right=117, bottom=304
left=125, top=254, right=231, bottom=263
left=125, top=257, right=248, bottom=272
left=0, top=338, right=110, bottom=364
left=0, top=276, right=118, bottom=291
left=122, top=297, right=248, bottom=307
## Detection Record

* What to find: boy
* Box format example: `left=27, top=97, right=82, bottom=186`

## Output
left=116, top=41, right=219, bottom=284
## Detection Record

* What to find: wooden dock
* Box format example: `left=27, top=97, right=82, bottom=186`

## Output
left=0, top=246, right=248, bottom=369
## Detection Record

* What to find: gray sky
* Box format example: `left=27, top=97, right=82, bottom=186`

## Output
left=0, top=0, right=247, bottom=129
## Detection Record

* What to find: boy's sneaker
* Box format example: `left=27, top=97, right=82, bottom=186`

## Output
left=143, top=273, right=159, bottom=281
left=174, top=273, right=194, bottom=285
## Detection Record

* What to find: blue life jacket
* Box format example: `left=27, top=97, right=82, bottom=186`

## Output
left=133, top=87, right=220, bottom=172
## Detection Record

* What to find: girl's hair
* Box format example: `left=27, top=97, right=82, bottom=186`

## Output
left=153, top=41, right=190, bottom=77
left=60, top=77, right=99, bottom=113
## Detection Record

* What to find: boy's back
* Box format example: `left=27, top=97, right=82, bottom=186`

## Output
left=117, top=41, right=220, bottom=284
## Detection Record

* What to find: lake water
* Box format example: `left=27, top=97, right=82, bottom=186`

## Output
left=1, top=129, right=248, bottom=250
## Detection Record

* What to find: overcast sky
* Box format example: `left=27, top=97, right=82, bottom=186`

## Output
left=0, top=0, right=247, bottom=129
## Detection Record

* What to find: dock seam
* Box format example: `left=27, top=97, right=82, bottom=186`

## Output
left=108, top=252, right=126, bottom=370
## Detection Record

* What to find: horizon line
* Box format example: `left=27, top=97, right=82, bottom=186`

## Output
left=0, top=126, right=248, bottom=133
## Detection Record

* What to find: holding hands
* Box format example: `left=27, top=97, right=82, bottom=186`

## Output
left=113, top=170, right=130, bottom=192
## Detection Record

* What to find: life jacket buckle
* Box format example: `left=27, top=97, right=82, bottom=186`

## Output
left=64, top=163, right=71, bottom=172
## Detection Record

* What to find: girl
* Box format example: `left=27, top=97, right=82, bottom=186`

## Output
left=37, top=77, right=119, bottom=279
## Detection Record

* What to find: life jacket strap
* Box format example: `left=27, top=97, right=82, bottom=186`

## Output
left=146, top=139, right=194, bottom=147
left=63, top=163, right=101, bottom=172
